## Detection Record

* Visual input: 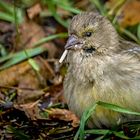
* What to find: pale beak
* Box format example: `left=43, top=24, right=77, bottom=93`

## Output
left=65, top=35, right=83, bottom=50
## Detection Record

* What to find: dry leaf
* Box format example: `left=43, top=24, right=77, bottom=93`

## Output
left=118, top=0, right=140, bottom=27
left=17, top=20, right=57, bottom=58
left=0, top=58, right=53, bottom=88
left=17, top=86, right=45, bottom=104
left=47, top=108, right=80, bottom=127
left=15, top=100, right=41, bottom=120
left=105, top=0, right=140, bottom=27
left=27, top=3, right=42, bottom=19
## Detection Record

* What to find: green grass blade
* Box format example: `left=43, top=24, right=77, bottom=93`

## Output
left=0, top=33, right=67, bottom=64
left=113, top=131, right=140, bottom=139
left=75, top=101, right=140, bottom=140
left=0, top=44, right=7, bottom=56
left=0, top=53, right=14, bottom=63
left=119, top=27, right=140, bottom=44
left=46, top=1, right=68, bottom=28
left=97, top=101, right=140, bottom=115
left=74, top=103, right=97, bottom=140
left=24, top=49, right=40, bottom=72
left=0, top=1, right=23, bottom=24
left=90, top=0, right=107, bottom=16
left=113, top=131, right=129, bottom=139
left=52, top=0, right=81, bottom=14
left=85, top=129, right=110, bottom=135
left=0, top=1, right=14, bottom=15
left=0, top=12, right=15, bottom=23
left=6, top=126, right=30, bottom=140
left=58, top=5, right=81, bottom=14
left=13, top=7, right=24, bottom=24
left=28, top=58, right=40, bottom=71
left=0, top=33, right=67, bottom=70
left=137, top=24, right=140, bottom=40
left=0, top=46, right=47, bottom=70
left=32, top=33, right=68, bottom=47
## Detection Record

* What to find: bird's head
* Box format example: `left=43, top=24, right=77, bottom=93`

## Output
left=65, top=12, right=119, bottom=59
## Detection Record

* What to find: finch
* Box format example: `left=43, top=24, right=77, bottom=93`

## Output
left=62, top=12, right=140, bottom=128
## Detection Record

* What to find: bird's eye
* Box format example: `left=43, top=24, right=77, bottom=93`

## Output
left=84, top=31, right=92, bottom=37
left=83, top=47, right=96, bottom=53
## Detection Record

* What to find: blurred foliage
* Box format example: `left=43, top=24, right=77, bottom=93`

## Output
left=0, top=1, right=23, bottom=24
left=0, top=0, right=140, bottom=43
left=43, top=0, right=81, bottom=27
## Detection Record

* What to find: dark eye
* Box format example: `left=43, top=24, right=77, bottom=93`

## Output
left=83, top=47, right=96, bottom=53
left=84, top=32, right=92, bottom=37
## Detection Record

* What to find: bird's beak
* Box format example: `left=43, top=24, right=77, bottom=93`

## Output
left=59, top=35, right=83, bottom=63
left=65, top=35, right=83, bottom=50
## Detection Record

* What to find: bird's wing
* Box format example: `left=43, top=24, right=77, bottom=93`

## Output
left=119, top=39, right=140, bottom=59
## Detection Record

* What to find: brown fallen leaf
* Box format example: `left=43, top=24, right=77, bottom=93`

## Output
left=0, top=58, right=52, bottom=87
left=0, top=57, right=55, bottom=104
left=47, top=84, right=65, bottom=104
left=15, top=100, right=41, bottom=120
left=106, top=0, right=125, bottom=14
left=17, top=87, right=45, bottom=104
left=0, top=61, right=31, bottom=86
left=46, top=108, right=80, bottom=127
left=27, top=3, right=42, bottom=19
left=105, top=0, right=140, bottom=27
left=16, top=19, right=57, bottom=58
left=117, top=0, right=140, bottom=27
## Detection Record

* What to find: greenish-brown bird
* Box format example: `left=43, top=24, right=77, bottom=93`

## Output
left=62, top=12, right=140, bottom=128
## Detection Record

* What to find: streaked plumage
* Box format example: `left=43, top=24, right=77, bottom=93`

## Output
left=63, top=12, right=140, bottom=128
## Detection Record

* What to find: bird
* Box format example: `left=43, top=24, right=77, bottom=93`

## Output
left=61, top=12, right=140, bottom=128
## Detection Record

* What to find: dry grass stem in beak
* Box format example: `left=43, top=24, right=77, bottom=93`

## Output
left=59, top=50, right=68, bottom=63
